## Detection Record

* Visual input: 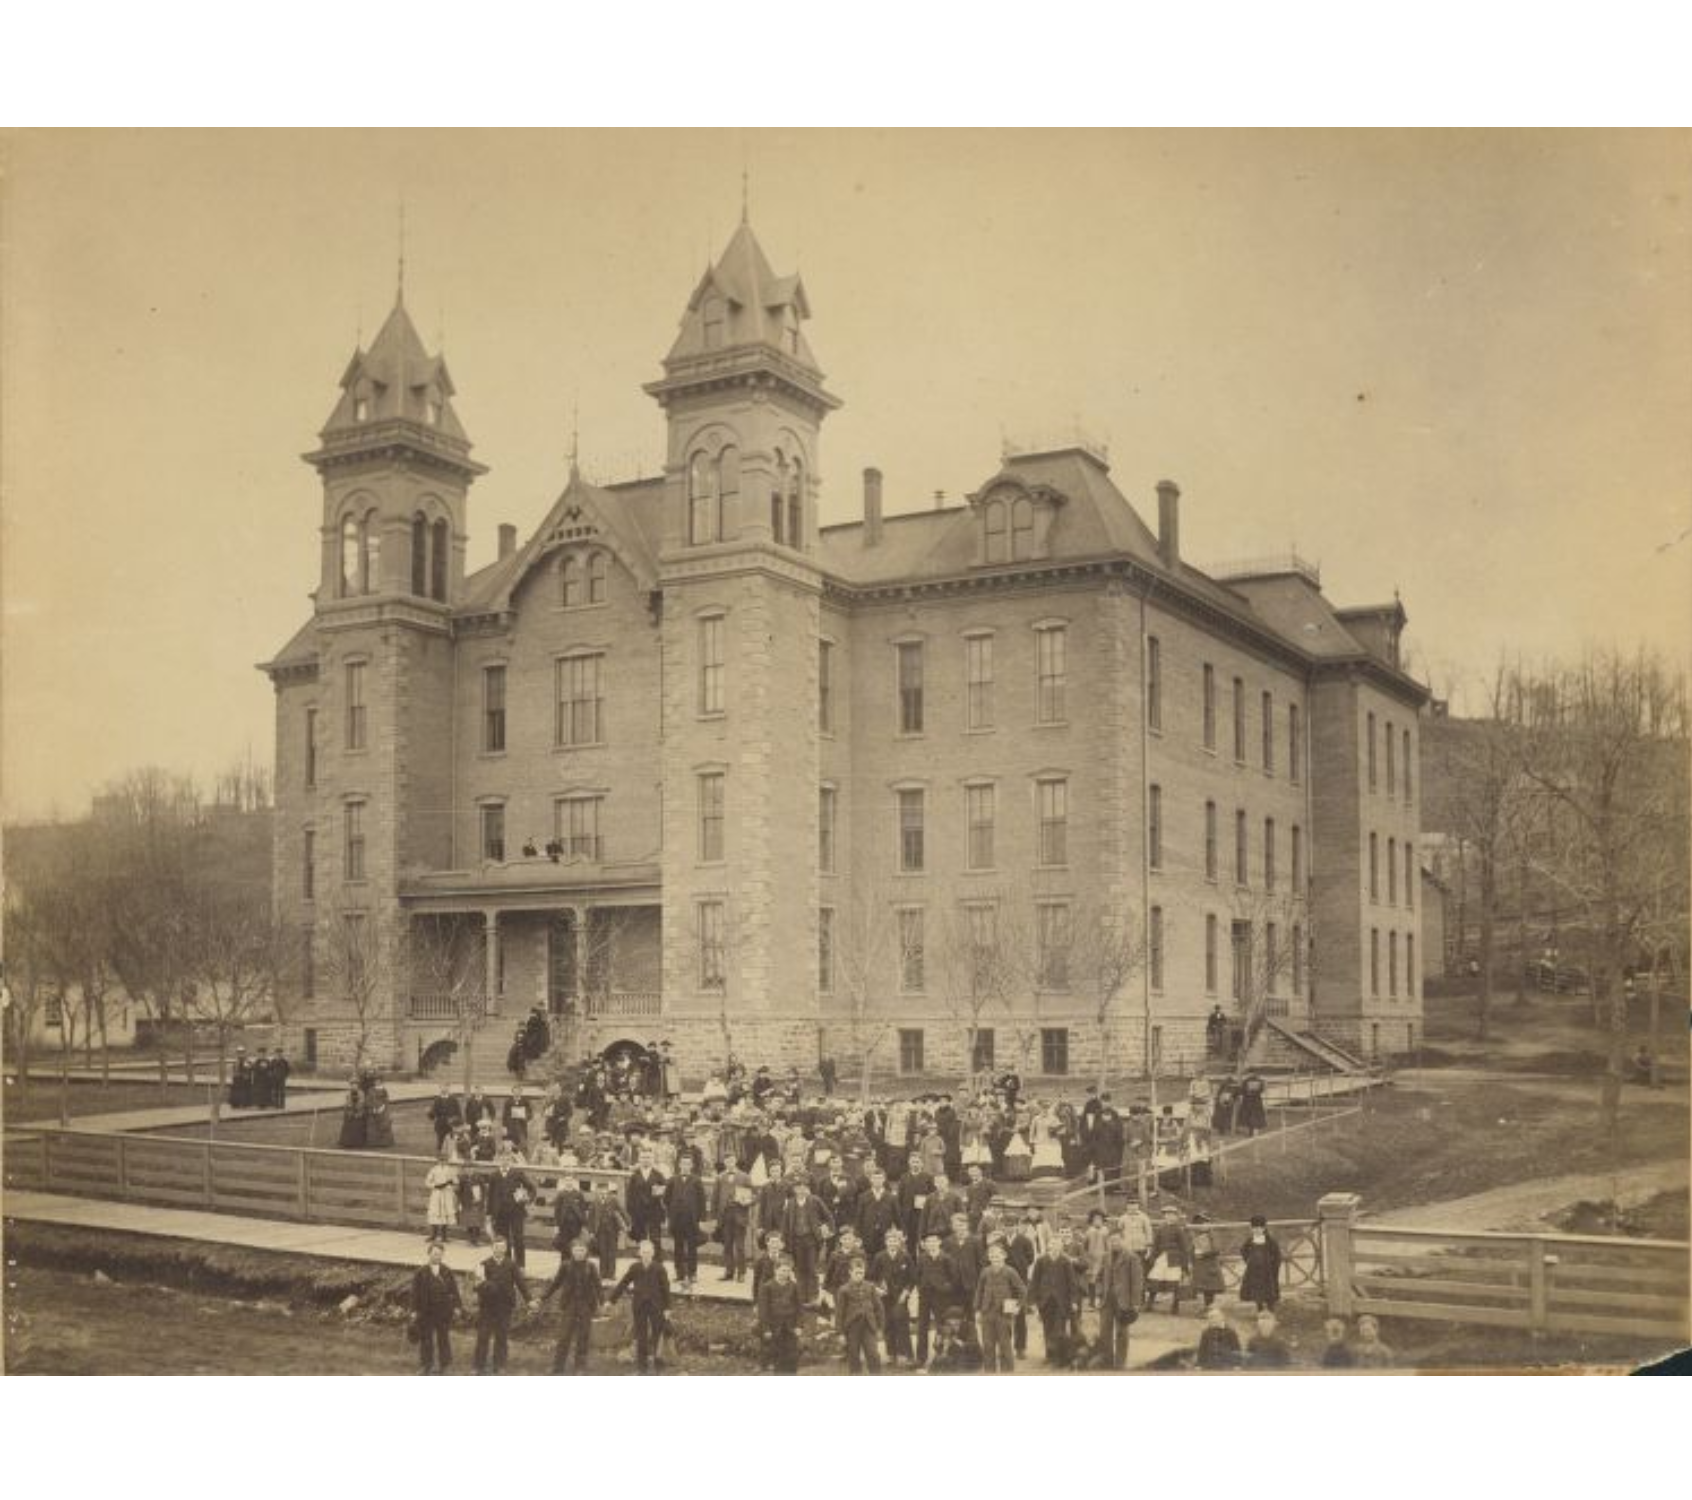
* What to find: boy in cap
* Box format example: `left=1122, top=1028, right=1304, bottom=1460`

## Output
left=834, top=1256, right=885, bottom=1374
left=871, top=1225, right=916, bottom=1366
left=586, top=1179, right=629, bottom=1281
left=471, top=1235, right=530, bottom=1374
left=410, top=1240, right=464, bottom=1375
left=973, top=1237, right=1027, bottom=1373
left=915, top=1228, right=961, bottom=1367
left=756, top=1256, right=803, bottom=1374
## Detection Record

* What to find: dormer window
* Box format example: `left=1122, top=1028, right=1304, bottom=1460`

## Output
left=983, top=500, right=1008, bottom=563
left=782, top=305, right=801, bottom=355
left=702, top=295, right=725, bottom=351
left=976, top=482, right=1060, bottom=566
left=425, top=395, right=442, bottom=427
left=354, top=395, right=370, bottom=423
left=1010, top=498, right=1035, bottom=559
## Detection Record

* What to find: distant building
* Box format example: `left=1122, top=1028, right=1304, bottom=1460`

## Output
left=263, top=220, right=1427, bottom=1078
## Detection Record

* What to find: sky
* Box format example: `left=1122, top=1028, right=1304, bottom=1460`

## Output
left=3, top=128, right=1689, bottom=822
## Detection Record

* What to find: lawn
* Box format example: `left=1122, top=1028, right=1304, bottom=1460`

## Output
left=3, top=1076, right=220, bottom=1124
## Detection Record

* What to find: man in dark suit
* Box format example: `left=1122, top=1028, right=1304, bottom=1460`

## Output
left=915, top=1229, right=962, bottom=1368
left=269, top=1047, right=290, bottom=1108
left=627, top=1147, right=668, bottom=1262
left=854, top=1167, right=900, bottom=1258
left=610, top=1239, right=671, bottom=1374
left=780, top=1178, right=834, bottom=1306
left=428, top=1084, right=463, bottom=1152
left=484, top=1154, right=536, bottom=1269
left=472, top=1236, right=530, bottom=1374
left=897, top=1152, right=935, bottom=1246
left=665, top=1155, right=708, bottom=1290
left=537, top=1238, right=603, bottom=1373
left=411, top=1241, right=464, bottom=1374
left=1100, top=1232, right=1146, bottom=1370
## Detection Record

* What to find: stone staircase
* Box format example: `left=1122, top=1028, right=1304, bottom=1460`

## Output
left=1255, top=1020, right=1372, bottom=1075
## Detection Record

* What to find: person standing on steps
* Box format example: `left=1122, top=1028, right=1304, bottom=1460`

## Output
left=429, top=1083, right=463, bottom=1152
left=666, top=1154, right=708, bottom=1291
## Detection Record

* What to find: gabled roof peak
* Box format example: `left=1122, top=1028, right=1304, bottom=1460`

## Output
left=317, top=295, right=471, bottom=447
left=661, top=218, right=820, bottom=373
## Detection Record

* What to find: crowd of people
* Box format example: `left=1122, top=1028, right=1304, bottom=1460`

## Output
left=400, top=1047, right=1382, bottom=1376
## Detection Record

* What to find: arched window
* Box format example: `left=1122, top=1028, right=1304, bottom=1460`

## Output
left=688, top=451, right=718, bottom=545
left=786, top=456, right=803, bottom=551
left=340, top=514, right=361, bottom=597
left=561, top=554, right=581, bottom=608
left=430, top=518, right=448, bottom=601
left=983, top=499, right=1008, bottom=563
left=361, top=510, right=381, bottom=593
left=587, top=550, right=607, bottom=604
left=771, top=453, right=787, bottom=543
left=411, top=514, right=427, bottom=596
left=1010, top=497, right=1035, bottom=560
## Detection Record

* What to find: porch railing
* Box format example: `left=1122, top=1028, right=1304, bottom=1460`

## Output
left=407, top=991, right=492, bottom=1021
left=590, top=991, right=662, bottom=1018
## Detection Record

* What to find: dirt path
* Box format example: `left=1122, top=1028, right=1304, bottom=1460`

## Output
left=1370, top=1157, right=1688, bottom=1233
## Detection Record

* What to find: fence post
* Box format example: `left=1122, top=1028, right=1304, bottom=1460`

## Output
left=116, top=1135, right=130, bottom=1201
left=296, top=1151, right=309, bottom=1217
left=1528, top=1237, right=1549, bottom=1334
left=200, top=1141, right=213, bottom=1208
left=395, top=1158, right=408, bottom=1226
left=1317, top=1192, right=1362, bottom=1318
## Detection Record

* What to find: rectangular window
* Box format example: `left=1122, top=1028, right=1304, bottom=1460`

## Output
left=1147, top=636, right=1162, bottom=732
left=1406, top=844, right=1415, bottom=909
left=965, top=783, right=995, bottom=871
left=1232, top=676, right=1246, bottom=762
left=1036, top=624, right=1067, bottom=724
left=1389, top=930, right=1399, bottom=998
left=1407, top=934, right=1416, bottom=993
left=483, top=664, right=507, bottom=752
left=1403, top=728, right=1413, bottom=804
left=818, top=906, right=834, bottom=993
left=1235, top=808, right=1248, bottom=885
left=971, top=1028, right=996, bottom=1073
left=480, top=804, right=505, bottom=862
left=344, top=802, right=366, bottom=881
left=1289, top=703, right=1302, bottom=782
left=1264, top=817, right=1276, bottom=891
left=965, top=633, right=994, bottom=731
left=345, top=661, right=367, bottom=751
left=555, top=654, right=604, bottom=747
left=819, top=786, right=837, bottom=874
left=1037, top=778, right=1069, bottom=867
left=1149, top=905, right=1164, bottom=991
left=1040, top=1027, right=1069, bottom=1076
left=1368, top=711, right=1378, bottom=791
left=1262, top=690, right=1274, bottom=772
left=897, top=642, right=924, bottom=734
left=898, top=1028, right=925, bottom=1074
left=1205, top=913, right=1219, bottom=993
left=697, top=900, right=725, bottom=989
left=555, top=796, right=602, bottom=860
left=818, top=640, right=834, bottom=734
left=1292, top=824, right=1304, bottom=895
left=1202, top=663, right=1217, bottom=750
left=1265, top=921, right=1279, bottom=996
left=302, top=829, right=315, bottom=900
left=1036, top=901, right=1071, bottom=990
left=1369, top=832, right=1379, bottom=902
left=698, top=772, right=725, bottom=863
left=1231, top=920, right=1251, bottom=1004
left=1293, top=922, right=1305, bottom=995
left=1370, top=928, right=1380, bottom=996
left=898, top=788, right=925, bottom=872
left=1205, top=800, right=1218, bottom=882
left=698, top=616, right=724, bottom=716
left=304, top=708, right=317, bottom=789
left=1148, top=783, right=1163, bottom=870
left=898, top=909, right=925, bottom=992
left=300, top=930, right=315, bottom=999
left=1386, top=720, right=1396, bottom=795
left=1388, top=836, right=1398, bottom=903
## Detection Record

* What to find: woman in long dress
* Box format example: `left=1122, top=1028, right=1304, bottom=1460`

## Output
left=1029, top=1103, right=1066, bottom=1178
left=364, top=1073, right=395, bottom=1149
left=337, top=1075, right=367, bottom=1149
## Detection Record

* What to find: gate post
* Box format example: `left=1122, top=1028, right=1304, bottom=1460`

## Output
left=1317, top=1192, right=1362, bottom=1317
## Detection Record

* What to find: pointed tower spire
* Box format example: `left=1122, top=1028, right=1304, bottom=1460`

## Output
left=396, top=199, right=407, bottom=306
left=741, top=166, right=750, bottom=225
left=568, top=398, right=580, bottom=480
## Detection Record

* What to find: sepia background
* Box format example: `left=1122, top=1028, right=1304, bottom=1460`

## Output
left=3, top=128, right=1690, bottom=820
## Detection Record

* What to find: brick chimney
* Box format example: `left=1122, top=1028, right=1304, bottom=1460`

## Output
left=498, top=523, right=518, bottom=560
left=1156, top=480, right=1180, bottom=570
left=863, top=467, right=883, bottom=547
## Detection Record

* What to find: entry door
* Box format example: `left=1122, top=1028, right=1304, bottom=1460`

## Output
left=548, top=914, right=577, bottom=1013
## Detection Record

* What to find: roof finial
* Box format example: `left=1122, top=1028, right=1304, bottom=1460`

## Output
left=396, top=198, right=407, bottom=305
left=569, top=397, right=580, bottom=479
left=741, top=165, right=750, bottom=225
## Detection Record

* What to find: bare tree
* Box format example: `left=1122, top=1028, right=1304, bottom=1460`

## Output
left=934, top=896, right=1023, bottom=1085
left=405, top=913, right=490, bottom=1091
left=1508, top=647, right=1690, bottom=1133
left=1053, top=898, right=1146, bottom=1092
left=823, top=880, right=905, bottom=1100
left=183, top=878, right=289, bottom=1122
left=1226, top=886, right=1308, bottom=1064
left=319, top=901, right=395, bottom=1072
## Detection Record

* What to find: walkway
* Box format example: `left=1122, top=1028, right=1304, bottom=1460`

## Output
left=11, top=1078, right=438, bottom=1135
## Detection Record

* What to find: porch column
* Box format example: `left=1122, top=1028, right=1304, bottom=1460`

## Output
left=571, top=905, right=588, bottom=1014
left=483, top=909, right=500, bottom=1013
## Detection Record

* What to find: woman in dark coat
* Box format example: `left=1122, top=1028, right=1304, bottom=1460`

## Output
left=1238, top=1215, right=1283, bottom=1310
left=338, top=1075, right=367, bottom=1149
left=364, top=1072, right=396, bottom=1149
left=1236, top=1072, right=1269, bottom=1136
left=1211, top=1079, right=1239, bottom=1135
left=1189, top=1216, right=1227, bottom=1309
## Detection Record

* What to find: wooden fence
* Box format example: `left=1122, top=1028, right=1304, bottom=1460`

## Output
left=1319, top=1193, right=1691, bottom=1342
left=4, top=1127, right=629, bottom=1238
